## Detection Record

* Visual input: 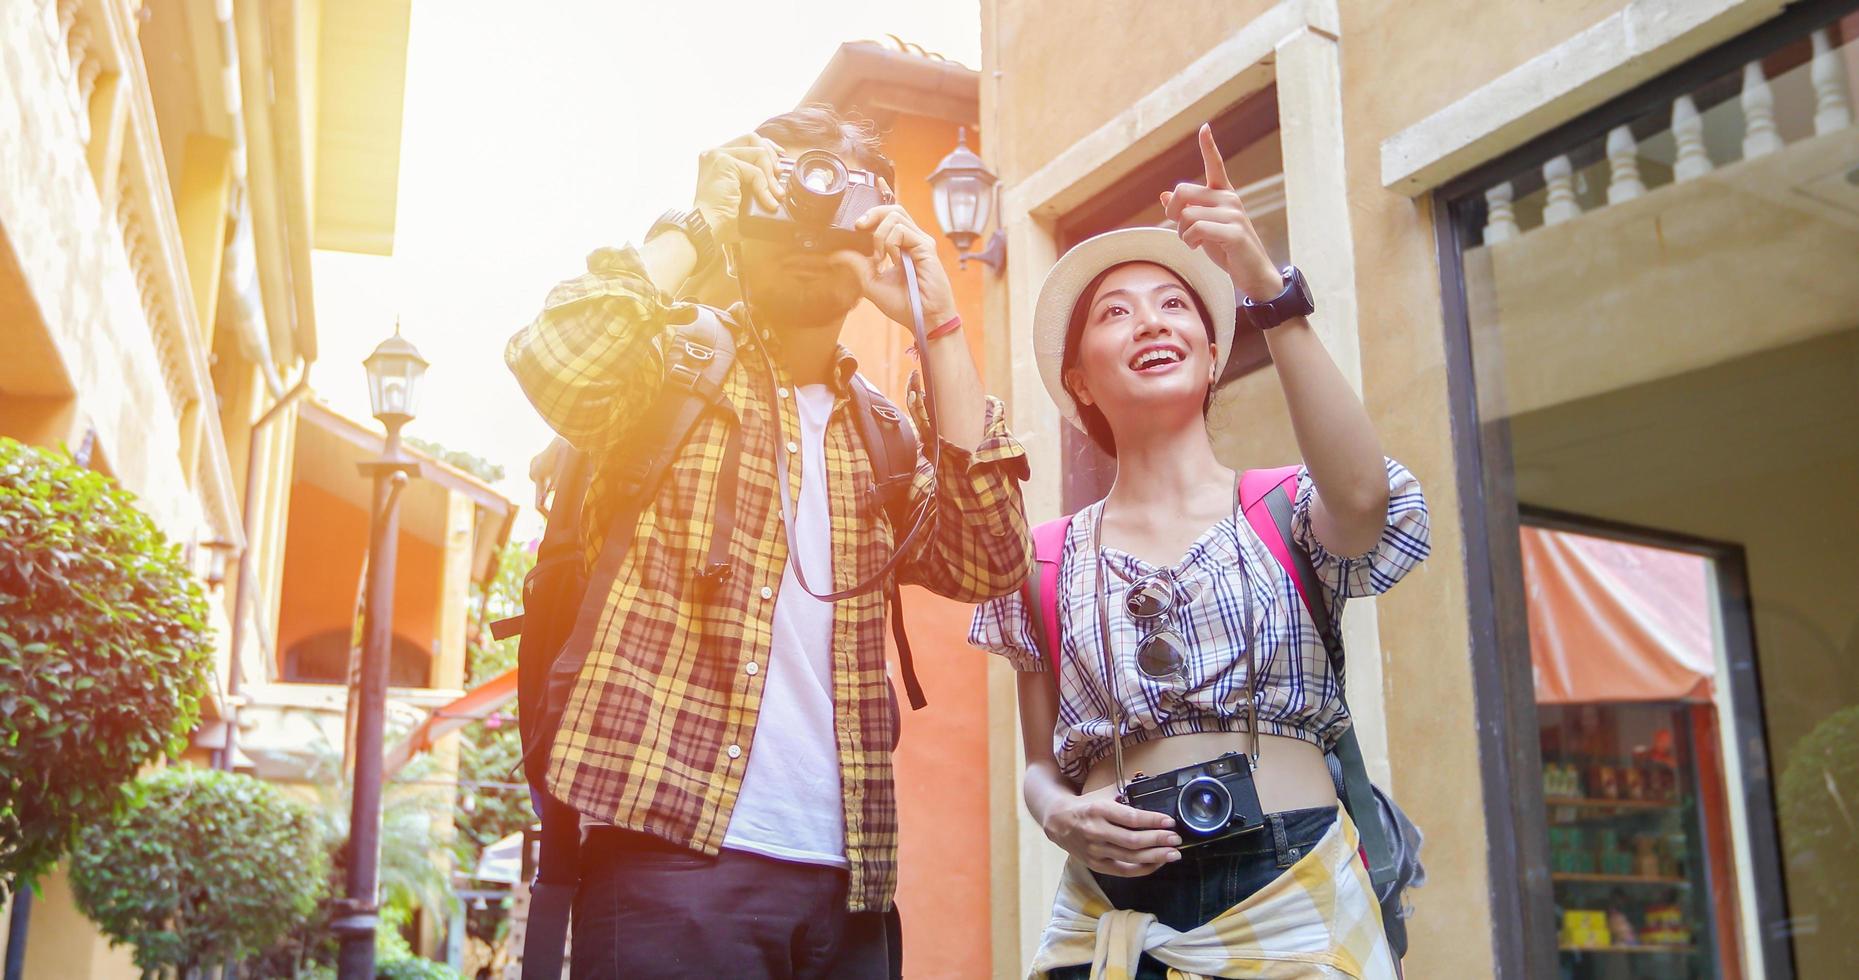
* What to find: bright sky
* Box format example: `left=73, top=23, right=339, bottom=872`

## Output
left=312, top=1, right=979, bottom=538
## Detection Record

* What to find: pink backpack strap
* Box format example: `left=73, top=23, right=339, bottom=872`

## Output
left=1024, top=515, right=1074, bottom=678
left=1240, top=466, right=1314, bottom=621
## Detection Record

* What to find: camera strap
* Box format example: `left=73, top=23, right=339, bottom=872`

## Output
left=1093, top=475, right=1261, bottom=800
left=751, top=254, right=942, bottom=603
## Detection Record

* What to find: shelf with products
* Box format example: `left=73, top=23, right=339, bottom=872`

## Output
left=1552, top=873, right=1690, bottom=886
left=1541, top=703, right=1715, bottom=975
left=1544, top=797, right=1683, bottom=811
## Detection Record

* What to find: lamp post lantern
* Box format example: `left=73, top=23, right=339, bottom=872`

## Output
left=927, top=127, right=1006, bottom=272
left=334, top=327, right=427, bottom=979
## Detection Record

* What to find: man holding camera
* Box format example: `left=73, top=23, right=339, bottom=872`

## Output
left=504, top=106, right=1030, bottom=978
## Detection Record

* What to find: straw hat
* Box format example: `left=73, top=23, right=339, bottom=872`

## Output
left=1032, top=227, right=1236, bottom=429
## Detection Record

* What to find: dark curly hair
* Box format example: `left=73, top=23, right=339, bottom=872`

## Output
left=1060, top=261, right=1218, bottom=457
left=755, top=104, right=896, bottom=191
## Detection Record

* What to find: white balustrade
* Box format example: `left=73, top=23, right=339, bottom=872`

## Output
left=1483, top=182, right=1519, bottom=243
left=1672, top=95, right=1714, bottom=181
left=1741, top=61, right=1782, bottom=159
left=1542, top=155, right=1581, bottom=225
left=1605, top=125, right=1646, bottom=204
left=1811, top=29, right=1853, bottom=135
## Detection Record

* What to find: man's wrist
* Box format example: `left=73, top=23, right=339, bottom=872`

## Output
left=645, top=209, right=720, bottom=286
left=926, top=313, right=963, bottom=340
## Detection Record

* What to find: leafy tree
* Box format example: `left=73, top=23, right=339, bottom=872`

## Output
left=452, top=543, right=534, bottom=878
left=68, top=767, right=328, bottom=974
left=256, top=741, right=459, bottom=973
left=406, top=437, right=506, bottom=485
left=0, top=437, right=213, bottom=893
left=1779, top=705, right=1859, bottom=965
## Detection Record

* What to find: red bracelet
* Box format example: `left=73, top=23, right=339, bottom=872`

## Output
left=908, top=316, right=963, bottom=359
left=927, top=315, right=963, bottom=340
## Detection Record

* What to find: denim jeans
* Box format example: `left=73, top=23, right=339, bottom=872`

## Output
left=1047, top=806, right=1338, bottom=980
left=569, top=828, right=898, bottom=980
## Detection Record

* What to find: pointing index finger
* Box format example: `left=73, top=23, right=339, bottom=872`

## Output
left=1199, top=124, right=1231, bottom=190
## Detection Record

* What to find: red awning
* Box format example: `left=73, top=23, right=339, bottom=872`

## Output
left=1521, top=526, right=1716, bottom=705
left=383, top=666, right=518, bottom=776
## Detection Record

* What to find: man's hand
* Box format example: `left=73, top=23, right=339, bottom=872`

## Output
left=528, top=436, right=572, bottom=516
left=855, top=194, right=957, bottom=332
left=1160, top=124, right=1281, bottom=301
left=693, top=134, right=784, bottom=243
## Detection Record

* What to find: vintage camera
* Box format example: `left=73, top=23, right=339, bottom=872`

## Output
left=738, top=149, right=891, bottom=253
left=1124, top=752, right=1265, bottom=847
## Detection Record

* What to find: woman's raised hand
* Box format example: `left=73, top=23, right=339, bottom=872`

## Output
left=1161, top=125, right=1282, bottom=301
left=1041, top=785, right=1184, bottom=877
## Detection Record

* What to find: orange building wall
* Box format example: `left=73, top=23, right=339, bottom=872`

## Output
left=839, top=116, right=995, bottom=980
left=276, top=480, right=446, bottom=682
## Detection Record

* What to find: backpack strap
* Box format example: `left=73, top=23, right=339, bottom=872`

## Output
left=525, top=308, right=739, bottom=781
left=1024, top=515, right=1075, bottom=678
left=1239, top=466, right=1398, bottom=893
left=519, top=308, right=738, bottom=980
left=847, top=375, right=929, bottom=711
left=846, top=376, right=919, bottom=532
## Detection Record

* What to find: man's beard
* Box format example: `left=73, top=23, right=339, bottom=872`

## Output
left=739, top=256, right=863, bottom=327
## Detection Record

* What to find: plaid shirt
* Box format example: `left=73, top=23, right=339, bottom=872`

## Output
left=505, top=245, right=1031, bottom=911
left=970, top=461, right=1428, bottom=784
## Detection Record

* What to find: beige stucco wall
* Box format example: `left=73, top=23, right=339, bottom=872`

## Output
left=975, top=0, right=1769, bottom=975
left=2, top=869, right=140, bottom=979
left=0, top=0, right=199, bottom=538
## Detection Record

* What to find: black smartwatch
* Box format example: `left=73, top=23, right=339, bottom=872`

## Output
left=645, top=208, right=721, bottom=284
left=1239, top=265, right=1315, bottom=331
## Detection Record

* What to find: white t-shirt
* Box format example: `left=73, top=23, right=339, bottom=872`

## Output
left=722, top=383, right=846, bottom=867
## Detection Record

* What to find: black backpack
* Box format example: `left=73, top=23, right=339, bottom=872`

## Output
left=490, top=306, right=921, bottom=979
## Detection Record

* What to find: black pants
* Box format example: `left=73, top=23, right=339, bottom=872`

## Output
left=569, top=828, right=898, bottom=980
left=1048, top=806, right=1339, bottom=980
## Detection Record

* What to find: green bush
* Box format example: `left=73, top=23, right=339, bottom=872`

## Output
left=0, top=437, right=213, bottom=893
left=69, top=767, right=329, bottom=974
left=374, top=905, right=464, bottom=980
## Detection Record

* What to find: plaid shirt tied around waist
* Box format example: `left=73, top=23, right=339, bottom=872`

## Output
left=504, top=244, right=1032, bottom=911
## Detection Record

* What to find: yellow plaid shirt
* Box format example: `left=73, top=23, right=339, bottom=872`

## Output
left=504, top=245, right=1031, bottom=911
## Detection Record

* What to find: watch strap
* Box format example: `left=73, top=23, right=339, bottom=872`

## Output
left=1241, top=265, right=1315, bottom=331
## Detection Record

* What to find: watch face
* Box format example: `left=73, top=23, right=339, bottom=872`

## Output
left=1286, top=267, right=1314, bottom=316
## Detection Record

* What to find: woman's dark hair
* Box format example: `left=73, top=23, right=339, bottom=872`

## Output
left=1060, top=261, right=1217, bottom=457
left=755, top=104, right=896, bottom=191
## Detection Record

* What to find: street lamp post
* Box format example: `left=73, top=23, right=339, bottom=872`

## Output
left=335, top=328, right=428, bottom=979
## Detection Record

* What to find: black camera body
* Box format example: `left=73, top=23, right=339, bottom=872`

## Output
left=739, top=149, right=890, bottom=253
left=1124, top=752, right=1265, bottom=847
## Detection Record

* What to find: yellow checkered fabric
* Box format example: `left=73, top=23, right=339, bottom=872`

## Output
left=1030, top=807, right=1399, bottom=979
left=504, top=244, right=1032, bottom=912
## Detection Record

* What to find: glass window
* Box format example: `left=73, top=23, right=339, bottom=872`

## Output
left=1445, top=11, right=1859, bottom=977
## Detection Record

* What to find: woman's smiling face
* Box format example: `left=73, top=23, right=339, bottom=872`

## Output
left=1065, top=261, right=1218, bottom=438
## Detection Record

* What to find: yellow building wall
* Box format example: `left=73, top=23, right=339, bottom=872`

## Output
left=7, top=869, right=141, bottom=980
left=976, top=1, right=1660, bottom=976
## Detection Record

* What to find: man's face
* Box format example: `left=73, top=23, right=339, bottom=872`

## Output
left=734, top=140, right=879, bottom=328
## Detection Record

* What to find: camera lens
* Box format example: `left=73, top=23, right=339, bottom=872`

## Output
left=786, top=150, right=848, bottom=221
left=1177, top=776, right=1233, bottom=835
left=798, top=160, right=839, bottom=193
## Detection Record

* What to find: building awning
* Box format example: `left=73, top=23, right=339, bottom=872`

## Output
left=802, top=39, right=978, bottom=125
left=382, top=665, right=517, bottom=776
left=296, top=399, right=516, bottom=581
left=1522, top=525, right=1716, bottom=705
